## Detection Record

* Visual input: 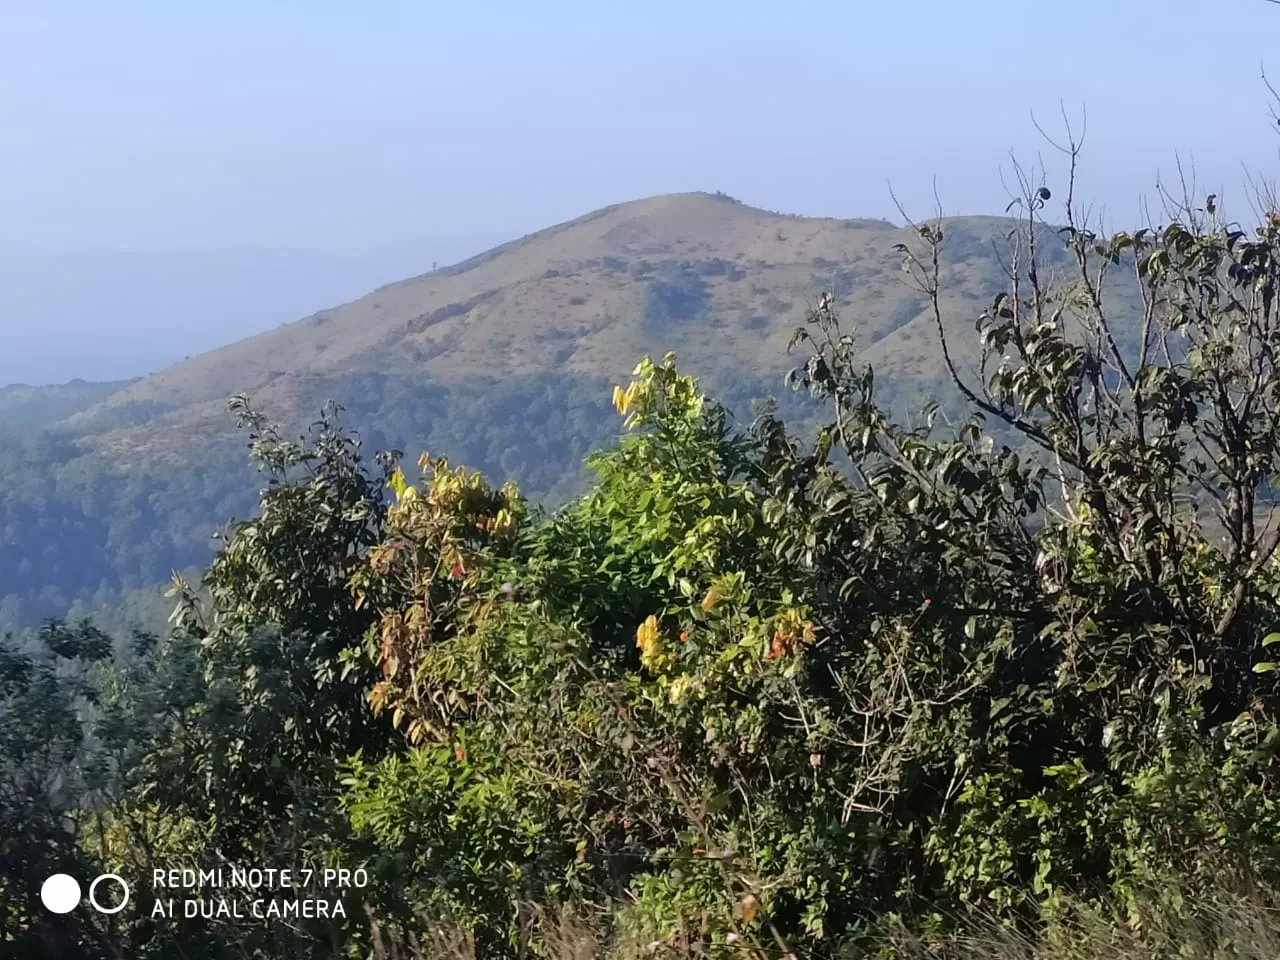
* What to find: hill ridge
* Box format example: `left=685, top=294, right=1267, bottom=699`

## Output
left=68, top=194, right=1019, bottom=428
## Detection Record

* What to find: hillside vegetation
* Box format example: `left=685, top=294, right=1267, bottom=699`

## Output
left=0, top=379, right=137, bottom=428
left=1, top=193, right=1100, bottom=629
left=5, top=178, right=1280, bottom=958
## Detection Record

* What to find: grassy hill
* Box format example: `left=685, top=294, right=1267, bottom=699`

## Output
left=64, top=193, right=1038, bottom=433
left=0, top=192, right=1082, bottom=628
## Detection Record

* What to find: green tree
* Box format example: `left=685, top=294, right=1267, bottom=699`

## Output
left=336, top=177, right=1280, bottom=954
left=34, top=166, right=1280, bottom=960
left=101, top=400, right=395, bottom=956
left=1, top=621, right=120, bottom=958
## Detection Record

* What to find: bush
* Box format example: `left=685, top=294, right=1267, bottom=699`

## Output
left=339, top=182, right=1280, bottom=954
left=12, top=175, right=1280, bottom=959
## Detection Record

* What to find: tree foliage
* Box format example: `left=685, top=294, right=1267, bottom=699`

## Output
left=7, top=177, right=1280, bottom=958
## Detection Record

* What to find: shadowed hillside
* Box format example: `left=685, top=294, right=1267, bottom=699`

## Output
left=0, top=378, right=136, bottom=427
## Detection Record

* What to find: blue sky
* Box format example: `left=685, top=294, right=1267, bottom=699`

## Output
left=2, top=0, right=1279, bottom=383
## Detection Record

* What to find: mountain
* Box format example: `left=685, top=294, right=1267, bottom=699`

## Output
left=0, top=192, right=1073, bottom=629
left=73, top=193, right=1007, bottom=423
left=0, top=245, right=503, bottom=386
left=0, top=379, right=136, bottom=428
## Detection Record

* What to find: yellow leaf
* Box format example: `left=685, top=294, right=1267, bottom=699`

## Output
left=668, top=675, right=695, bottom=705
left=738, top=893, right=759, bottom=924
left=387, top=468, right=408, bottom=500
left=636, top=615, right=667, bottom=671
left=701, top=588, right=722, bottom=612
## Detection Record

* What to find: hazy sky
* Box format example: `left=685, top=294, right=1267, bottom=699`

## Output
left=3, top=0, right=1280, bottom=384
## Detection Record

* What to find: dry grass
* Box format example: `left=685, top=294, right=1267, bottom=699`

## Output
left=365, top=885, right=1280, bottom=960
left=885, top=886, right=1280, bottom=960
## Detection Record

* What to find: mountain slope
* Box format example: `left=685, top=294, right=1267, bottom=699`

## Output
left=1, top=192, right=1084, bottom=627
left=76, top=193, right=1017, bottom=425
left=0, top=379, right=136, bottom=427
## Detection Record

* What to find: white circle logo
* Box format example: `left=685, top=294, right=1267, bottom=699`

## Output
left=40, top=874, right=81, bottom=914
left=88, top=874, right=129, bottom=915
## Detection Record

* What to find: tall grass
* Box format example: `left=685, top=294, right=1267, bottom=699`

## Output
left=366, top=884, right=1280, bottom=960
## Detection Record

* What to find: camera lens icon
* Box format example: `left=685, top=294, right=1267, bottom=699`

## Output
left=40, top=873, right=130, bottom=915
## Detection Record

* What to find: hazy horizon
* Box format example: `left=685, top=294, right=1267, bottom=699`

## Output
left=5, top=0, right=1280, bottom=386
left=0, top=237, right=505, bottom=386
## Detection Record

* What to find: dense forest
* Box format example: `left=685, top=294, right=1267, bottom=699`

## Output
left=6, top=171, right=1280, bottom=959
left=0, top=370, right=825, bottom=636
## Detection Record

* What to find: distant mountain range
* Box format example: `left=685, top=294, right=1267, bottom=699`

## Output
left=0, top=192, right=1086, bottom=629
